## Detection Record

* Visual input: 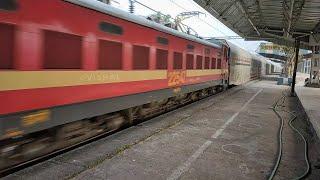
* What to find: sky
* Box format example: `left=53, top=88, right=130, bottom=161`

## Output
left=109, top=0, right=265, bottom=53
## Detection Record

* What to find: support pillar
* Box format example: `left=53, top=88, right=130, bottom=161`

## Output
left=310, top=46, right=320, bottom=85
left=291, top=39, right=300, bottom=96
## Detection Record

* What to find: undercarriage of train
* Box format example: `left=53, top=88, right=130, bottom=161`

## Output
left=0, top=85, right=224, bottom=174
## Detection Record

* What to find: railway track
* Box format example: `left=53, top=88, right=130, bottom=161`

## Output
left=0, top=85, right=226, bottom=177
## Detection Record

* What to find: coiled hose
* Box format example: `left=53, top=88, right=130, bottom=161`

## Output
left=268, top=90, right=310, bottom=180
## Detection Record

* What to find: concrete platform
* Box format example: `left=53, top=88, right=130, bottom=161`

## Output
left=296, top=86, right=320, bottom=138
left=261, top=74, right=280, bottom=81
left=4, top=81, right=320, bottom=180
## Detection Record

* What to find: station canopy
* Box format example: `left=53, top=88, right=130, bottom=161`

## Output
left=194, top=0, right=320, bottom=50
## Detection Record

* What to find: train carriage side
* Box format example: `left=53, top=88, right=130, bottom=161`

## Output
left=226, top=41, right=267, bottom=85
left=0, top=0, right=229, bottom=170
left=250, top=55, right=262, bottom=80
left=227, top=42, right=252, bottom=85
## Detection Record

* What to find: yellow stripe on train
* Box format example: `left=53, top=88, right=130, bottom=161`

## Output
left=0, top=69, right=228, bottom=91
left=0, top=71, right=167, bottom=91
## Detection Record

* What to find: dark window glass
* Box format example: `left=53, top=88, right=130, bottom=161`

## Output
left=99, top=22, right=123, bottom=35
left=156, top=49, right=168, bottom=69
left=0, top=0, right=18, bottom=11
left=99, top=40, right=122, bottom=69
left=205, top=48, right=210, bottom=55
left=204, top=57, right=210, bottom=69
left=157, top=37, right=169, bottom=45
left=133, top=45, right=149, bottom=69
left=0, top=23, right=14, bottom=69
left=196, top=55, right=203, bottom=69
left=173, top=52, right=183, bottom=69
left=211, top=58, right=216, bottom=69
left=44, top=31, right=82, bottom=69
left=187, top=44, right=194, bottom=50
left=186, top=54, right=194, bottom=69
left=217, top=59, right=222, bottom=69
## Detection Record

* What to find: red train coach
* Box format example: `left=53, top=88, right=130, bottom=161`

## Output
left=0, top=0, right=229, bottom=170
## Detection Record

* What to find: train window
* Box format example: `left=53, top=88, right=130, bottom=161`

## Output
left=98, top=40, right=122, bottom=70
left=217, top=59, right=222, bottom=69
left=314, top=59, right=318, bottom=67
left=0, top=0, right=18, bottom=11
left=205, top=48, right=210, bottom=55
left=157, top=37, right=169, bottom=45
left=196, top=55, right=203, bottom=69
left=133, top=45, right=149, bottom=69
left=186, top=54, right=194, bottom=69
left=173, top=52, right=183, bottom=69
left=43, top=31, right=82, bottom=69
left=99, top=22, right=123, bottom=35
left=156, top=49, right=168, bottom=69
left=204, top=57, right=210, bottom=69
left=187, top=44, right=194, bottom=50
left=0, top=23, right=14, bottom=69
left=211, top=58, right=216, bottom=69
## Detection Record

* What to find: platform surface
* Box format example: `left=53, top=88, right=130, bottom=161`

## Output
left=296, top=85, right=320, bottom=138
left=5, top=81, right=319, bottom=180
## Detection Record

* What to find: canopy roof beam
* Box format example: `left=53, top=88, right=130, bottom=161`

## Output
left=194, top=0, right=319, bottom=49
left=236, top=0, right=261, bottom=36
left=313, top=21, right=320, bottom=33
left=256, top=0, right=266, bottom=29
left=219, top=0, right=237, bottom=17
left=291, top=0, right=305, bottom=32
left=283, top=0, right=295, bottom=37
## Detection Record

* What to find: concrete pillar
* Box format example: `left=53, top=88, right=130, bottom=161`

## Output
left=310, top=46, right=320, bottom=84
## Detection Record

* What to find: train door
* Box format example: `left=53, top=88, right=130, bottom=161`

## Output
left=222, top=44, right=230, bottom=87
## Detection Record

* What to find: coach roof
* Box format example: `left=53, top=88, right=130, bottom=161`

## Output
left=65, top=0, right=221, bottom=49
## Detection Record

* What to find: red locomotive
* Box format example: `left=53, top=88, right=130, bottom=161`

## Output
left=0, top=0, right=230, bottom=171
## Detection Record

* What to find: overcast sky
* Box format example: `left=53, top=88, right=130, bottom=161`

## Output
left=111, top=0, right=265, bottom=53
